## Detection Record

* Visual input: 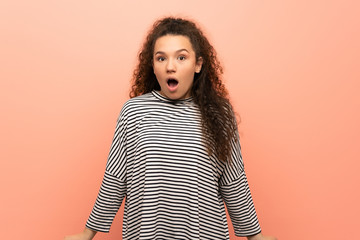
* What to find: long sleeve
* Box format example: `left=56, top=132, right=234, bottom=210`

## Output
left=85, top=108, right=128, bottom=232
left=86, top=171, right=126, bottom=232
left=219, top=133, right=261, bottom=236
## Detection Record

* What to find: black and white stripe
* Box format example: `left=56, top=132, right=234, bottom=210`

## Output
left=86, top=90, right=261, bottom=239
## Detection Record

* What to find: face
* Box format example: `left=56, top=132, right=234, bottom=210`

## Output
left=153, top=35, right=203, bottom=100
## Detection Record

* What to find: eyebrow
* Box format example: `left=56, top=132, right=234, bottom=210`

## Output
left=154, top=49, right=190, bottom=55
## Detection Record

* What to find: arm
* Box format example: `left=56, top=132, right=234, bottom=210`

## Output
left=219, top=136, right=261, bottom=236
left=63, top=170, right=126, bottom=239
left=85, top=171, right=126, bottom=232
left=219, top=130, right=276, bottom=239
left=64, top=107, right=128, bottom=238
left=85, top=107, right=128, bottom=232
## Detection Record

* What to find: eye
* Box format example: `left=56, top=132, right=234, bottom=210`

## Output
left=178, top=55, right=186, bottom=61
left=156, top=56, right=166, bottom=62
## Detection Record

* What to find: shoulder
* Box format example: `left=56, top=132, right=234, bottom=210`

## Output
left=119, top=92, right=157, bottom=117
left=123, top=92, right=157, bottom=108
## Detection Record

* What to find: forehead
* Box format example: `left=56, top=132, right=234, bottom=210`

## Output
left=154, top=35, right=194, bottom=53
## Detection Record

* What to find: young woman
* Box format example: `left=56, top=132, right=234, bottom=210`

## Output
left=65, top=17, right=277, bottom=240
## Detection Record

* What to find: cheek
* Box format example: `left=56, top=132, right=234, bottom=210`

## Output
left=153, top=63, right=165, bottom=73
left=185, top=67, right=196, bottom=79
left=153, top=66, right=160, bottom=77
left=153, top=67, right=164, bottom=83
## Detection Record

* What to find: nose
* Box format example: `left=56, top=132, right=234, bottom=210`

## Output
left=166, top=58, right=176, bottom=73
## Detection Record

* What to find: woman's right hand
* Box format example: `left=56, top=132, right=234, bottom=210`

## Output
left=64, top=228, right=97, bottom=240
left=247, top=233, right=277, bottom=240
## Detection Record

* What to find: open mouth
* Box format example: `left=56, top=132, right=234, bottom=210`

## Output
left=167, top=78, right=179, bottom=88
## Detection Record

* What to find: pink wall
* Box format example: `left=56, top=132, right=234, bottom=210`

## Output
left=1, top=1, right=359, bottom=239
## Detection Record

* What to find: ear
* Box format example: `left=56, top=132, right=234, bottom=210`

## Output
left=195, top=57, right=203, bottom=73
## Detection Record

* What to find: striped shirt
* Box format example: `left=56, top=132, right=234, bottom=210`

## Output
left=86, top=90, right=261, bottom=239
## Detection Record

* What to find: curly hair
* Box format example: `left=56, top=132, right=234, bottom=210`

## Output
left=130, top=17, right=238, bottom=163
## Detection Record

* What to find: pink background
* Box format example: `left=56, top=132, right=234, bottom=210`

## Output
left=1, top=1, right=359, bottom=239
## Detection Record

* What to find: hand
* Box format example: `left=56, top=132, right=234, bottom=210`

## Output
left=63, top=233, right=86, bottom=240
left=262, top=236, right=277, bottom=240
left=64, top=228, right=96, bottom=240
left=247, top=233, right=277, bottom=240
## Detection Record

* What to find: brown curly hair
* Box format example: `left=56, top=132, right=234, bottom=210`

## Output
left=130, top=17, right=238, bottom=162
